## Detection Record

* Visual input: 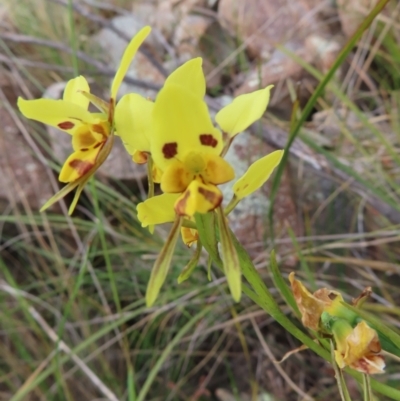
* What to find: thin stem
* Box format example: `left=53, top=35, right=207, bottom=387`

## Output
left=363, top=374, right=372, bottom=401
left=331, top=341, right=352, bottom=401
left=67, top=0, right=79, bottom=76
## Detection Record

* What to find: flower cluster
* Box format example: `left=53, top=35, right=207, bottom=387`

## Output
left=18, top=26, right=151, bottom=214
left=18, top=26, right=283, bottom=307
left=115, top=55, right=283, bottom=305
left=289, top=273, right=385, bottom=374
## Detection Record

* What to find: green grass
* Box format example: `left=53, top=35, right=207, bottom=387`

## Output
left=1, top=0, right=400, bottom=400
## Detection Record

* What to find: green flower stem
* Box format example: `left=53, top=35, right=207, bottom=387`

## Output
left=67, top=0, right=79, bottom=76
left=224, top=195, right=240, bottom=216
left=331, top=341, right=353, bottom=401
left=363, top=374, right=372, bottom=401
left=146, top=156, right=155, bottom=199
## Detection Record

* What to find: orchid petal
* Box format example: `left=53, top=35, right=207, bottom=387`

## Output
left=161, top=160, right=193, bottom=193
left=137, top=193, right=179, bottom=227
left=174, top=180, right=222, bottom=217
left=233, top=150, right=283, bottom=200
left=59, top=147, right=100, bottom=183
left=114, top=93, right=153, bottom=154
left=164, top=57, right=205, bottom=97
left=63, top=76, right=90, bottom=110
left=110, top=25, right=151, bottom=100
left=202, top=154, right=235, bottom=185
left=215, top=85, right=273, bottom=137
left=18, top=97, right=97, bottom=135
left=151, top=83, right=222, bottom=170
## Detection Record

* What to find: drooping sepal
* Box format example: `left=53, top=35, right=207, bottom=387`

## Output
left=146, top=217, right=182, bottom=306
left=217, top=207, right=241, bottom=302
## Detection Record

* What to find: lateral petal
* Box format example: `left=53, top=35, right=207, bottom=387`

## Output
left=233, top=150, right=283, bottom=200
left=137, top=193, right=179, bottom=227
left=215, top=85, right=273, bottom=137
left=18, top=97, right=97, bottom=135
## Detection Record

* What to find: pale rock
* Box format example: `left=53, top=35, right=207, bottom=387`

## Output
left=219, top=0, right=343, bottom=117
left=43, top=82, right=146, bottom=182
left=218, top=0, right=329, bottom=59
left=0, top=105, right=53, bottom=211
left=173, top=14, right=213, bottom=61
left=131, top=0, right=203, bottom=40
left=235, top=35, right=342, bottom=118
left=305, top=35, right=342, bottom=74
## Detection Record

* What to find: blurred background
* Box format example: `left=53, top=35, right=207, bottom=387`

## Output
left=0, top=0, right=400, bottom=400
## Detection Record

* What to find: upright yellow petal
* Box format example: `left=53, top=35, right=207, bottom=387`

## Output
left=151, top=83, right=223, bottom=170
left=233, top=150, right=283, bottom=200
left=174, top=181, right=222, bottom=216
left=18, top=98, right=97, bottom=134
left=63, top=76, right=90, bottom=110
left=215, top=85, right=273, bottom=137
left=137, top=193, right=179, bottom=227
left=163, top=57, right=206, bottom=97
left=114, top=93, right=153, bottom=154
left=110, top=26, right=151, bottom=100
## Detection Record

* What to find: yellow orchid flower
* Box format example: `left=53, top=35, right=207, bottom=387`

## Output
left=129, top=58, right=275, bottom=221
left=18, top=26, right=151, bottom=214
left=128, top=58, right=281, bottom=306
left=332, top=320, right=385, bottom=374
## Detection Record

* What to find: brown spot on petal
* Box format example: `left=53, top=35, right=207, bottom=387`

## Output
left=198, top=186, right=222, bottom=210
left=162, top=142, right=178, bottom=159
left=58, top=121, right=75, bottom=130
left=77, top=131, right=95, bottom=147
left=80, top=148, right=89, bottom=152
left=175, top=190, right=191, bottom=216
left=93, top=141, right=103, bottom=149
left=200, top=134, right=218, bottom=148
left=92, top=124, right=107, bottom=136
left=69, top=159, right=94, bottom=177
